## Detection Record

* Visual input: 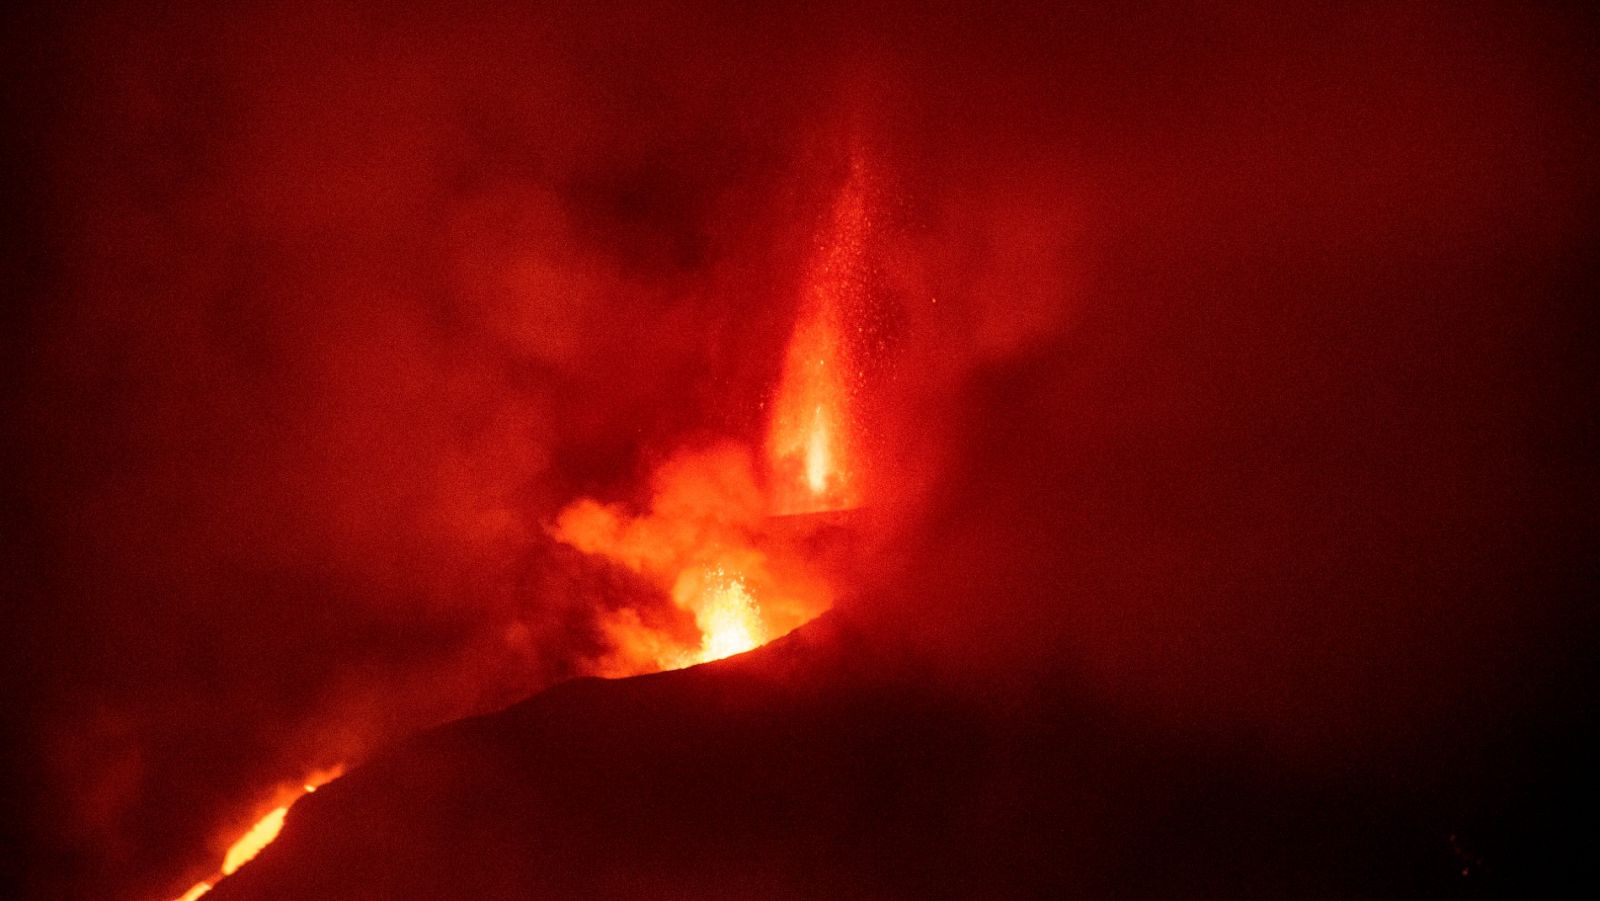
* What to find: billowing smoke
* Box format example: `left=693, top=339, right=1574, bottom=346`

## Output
left=3, top=2, right=1595, bottom=899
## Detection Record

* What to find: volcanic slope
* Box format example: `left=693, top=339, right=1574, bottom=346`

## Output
left=200, top=609, right=1588, bottom=901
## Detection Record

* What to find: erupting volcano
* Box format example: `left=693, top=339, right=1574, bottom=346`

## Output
left=175, top=161, right=876, bottom=897
left=11, top=3, right=1597, bottom=900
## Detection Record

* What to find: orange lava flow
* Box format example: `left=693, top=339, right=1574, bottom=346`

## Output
left=172, top=766, right=343, bottom=900
left=219, top=802, right=291, bottom=877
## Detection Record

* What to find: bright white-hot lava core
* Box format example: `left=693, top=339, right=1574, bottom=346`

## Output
left=691, top=567, right=764, bottom=661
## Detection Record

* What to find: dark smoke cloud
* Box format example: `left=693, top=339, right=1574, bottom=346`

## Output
left=3, top=1, right=1596, bottom=899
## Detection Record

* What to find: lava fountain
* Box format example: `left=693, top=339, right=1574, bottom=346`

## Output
left=767, top=157, right=868, bottom=516
left=554, top=159, right=873, bottom=673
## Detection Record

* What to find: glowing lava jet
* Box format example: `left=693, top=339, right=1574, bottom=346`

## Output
left=766, top=159, right=868, bottom=516
left=681, top=565, right=765, bottom=662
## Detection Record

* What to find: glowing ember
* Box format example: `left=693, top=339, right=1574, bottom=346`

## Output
left=172, top=767, right=343, bottom=900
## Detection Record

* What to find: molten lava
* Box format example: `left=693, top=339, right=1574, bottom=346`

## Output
left=683, top=565, right=764, bottom=662
left=219, top=805, right=288, bottom=877
left=766, top=157, right=869, bottom=516
left=768, top=308, right=853, bottom=514
left=552, top=443, right=834, bottom=674
left=173, top=767, right=343, bottom=900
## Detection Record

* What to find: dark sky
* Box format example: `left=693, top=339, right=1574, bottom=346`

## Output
left=3, top=2, right=1597, bottom=899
